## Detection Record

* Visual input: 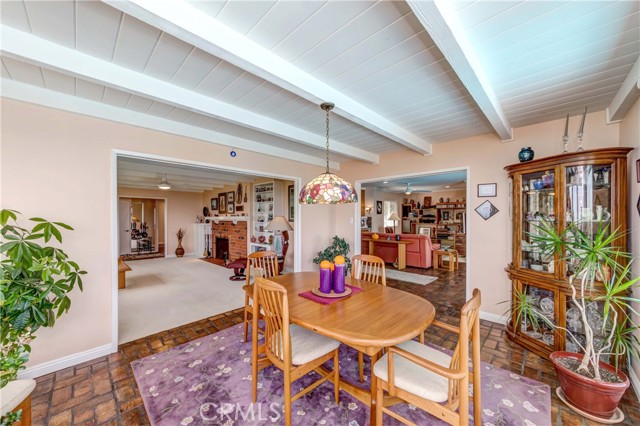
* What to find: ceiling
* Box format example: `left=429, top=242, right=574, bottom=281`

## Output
left=362, top=170, right=467, bottom=194
left=1, top=1, right=639, bottom=190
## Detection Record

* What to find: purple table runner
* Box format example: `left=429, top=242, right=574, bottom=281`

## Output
left=298, top=284, right=363, bottom=305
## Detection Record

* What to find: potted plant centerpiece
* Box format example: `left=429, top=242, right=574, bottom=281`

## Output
left=512, top=220, right=640, bottom=420
left=313, top=235, right=352, bottom=273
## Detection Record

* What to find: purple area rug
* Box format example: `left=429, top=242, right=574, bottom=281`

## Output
left=132, top=324, right=550, bottom=426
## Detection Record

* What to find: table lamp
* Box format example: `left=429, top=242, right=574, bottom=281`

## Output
left=388, top=212, right=401, bottom=234
left=265, top=216, right=293, bottom=256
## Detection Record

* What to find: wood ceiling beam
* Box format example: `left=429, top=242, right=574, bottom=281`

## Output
left=406, top=0, right=513, bottom=141
left=104, top=0, right=431, bottom=155
left=0, top=78, right=340, bottom=170
left=0, top=25, right=376, bottom=164
left=606, top=56, right=640, bottom=122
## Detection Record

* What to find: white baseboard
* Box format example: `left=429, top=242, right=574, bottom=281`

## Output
left=18, top=344, right=113, bottom=380
left=480, top=311, right=507, bottom=325
left=630, top=367, right=640, bottom=402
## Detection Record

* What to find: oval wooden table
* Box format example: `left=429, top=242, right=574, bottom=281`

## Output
left=261, top=271, right=436, bottom=425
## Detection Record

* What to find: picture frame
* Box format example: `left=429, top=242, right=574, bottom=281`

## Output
left=442, top=211, right=450, bottom=221
left=227, top=191, right=235, bottom=214
left=210, top=197, right=218, bottom=211
left=288, top=185, right=295, bottom=222
left=218, top=193, right=226, bottom=214
left=477, top=183, right=497, bottom=197
left=376, top=200, right=383, bottom=214
left=423, top=196, right=432, bottom=207
left=636, top=159, right=639, bottom=183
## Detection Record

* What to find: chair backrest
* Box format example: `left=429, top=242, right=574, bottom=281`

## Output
left=255, top=277, right=290, bottom=369
left=246, top=250, right=279, bottom=286
left=448, top=288, right=481, bottom=403
left=351, top=254, right=386, bottom=286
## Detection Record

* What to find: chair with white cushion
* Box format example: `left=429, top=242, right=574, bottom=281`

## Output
left=251, top=277, right=340, bottom=426
left=242, top=250, right=278, bottom=342
left=351, top=254, right=387, bottom=382
left=374, top=289, right=481, bottom=426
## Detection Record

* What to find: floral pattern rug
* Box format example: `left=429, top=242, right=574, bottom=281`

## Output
left=132, top=324, right=550, bottom=426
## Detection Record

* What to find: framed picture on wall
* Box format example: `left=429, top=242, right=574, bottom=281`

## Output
left=219, top=193, right=226, bottom=214
left=423, top=196, right=432, bottom=207
left=477, top=183, right=497, bottom=197
left=227, top=191, right=235, bottom=214
left=288, top=185, right=295, bottom=222
left=376, top=200, right=382, bottom=214
left=211, top=198, right=218, bottom=211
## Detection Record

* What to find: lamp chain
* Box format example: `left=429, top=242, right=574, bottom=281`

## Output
left=325, top=107, right=330, bottom=174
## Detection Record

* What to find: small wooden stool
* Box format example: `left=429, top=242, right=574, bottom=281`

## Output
left=118, top=258, right=132, bottom=289
left=434, top=249, right=459, bottom=271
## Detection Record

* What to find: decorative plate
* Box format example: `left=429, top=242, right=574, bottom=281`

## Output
left=258, top=235, right=266, bottom=243
left=251, top=236, right=256, bottom=243
left=311, top=287, right=352, bottom=298
left=540, top=297, right=554, bottom=313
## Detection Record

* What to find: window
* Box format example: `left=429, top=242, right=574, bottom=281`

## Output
left=383, top=201, right=398, bottom=228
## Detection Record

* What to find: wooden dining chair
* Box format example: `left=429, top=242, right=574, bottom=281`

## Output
left=242, top=250, right=278, bottom=343
left=373, top=289, right=482, bottom=426
left=251, top=277, right=340, bottom=426
left=351, top=254, right=386, bottom=383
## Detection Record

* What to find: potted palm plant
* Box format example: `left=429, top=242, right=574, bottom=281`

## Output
left=515, top=220, right=640, bottom=419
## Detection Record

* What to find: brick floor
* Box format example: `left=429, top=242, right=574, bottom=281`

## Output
left=30, top=263, right=640, bottom=425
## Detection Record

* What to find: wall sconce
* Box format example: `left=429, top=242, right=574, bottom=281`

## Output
left=232, top=219, right=238, bottom=226
left=214, top=219, right=219, bottom=225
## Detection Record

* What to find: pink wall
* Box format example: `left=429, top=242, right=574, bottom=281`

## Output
left=1, top=97, right=632, bottom=374
left=619, top=98, right=640, bottom=383
left=119, top=189, right=203, bottom=256
left=0, top=99, right=326, bottom=367
left=339, top=110, right=621, bottom=318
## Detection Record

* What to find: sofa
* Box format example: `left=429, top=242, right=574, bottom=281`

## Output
left=361, top=232, right=440, bottom=269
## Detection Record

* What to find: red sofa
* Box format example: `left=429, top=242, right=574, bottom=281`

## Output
left=361, top=232, right=440, bottom=269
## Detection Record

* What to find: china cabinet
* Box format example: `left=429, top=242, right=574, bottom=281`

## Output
left=504, top=147, right=632, bottom=359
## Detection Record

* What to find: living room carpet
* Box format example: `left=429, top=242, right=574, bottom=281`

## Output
left=132, top=323, right=551, bottom=426
left=385, top=269, right=437, bottom=285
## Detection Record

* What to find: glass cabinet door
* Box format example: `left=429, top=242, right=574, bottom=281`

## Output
left=521, top=169, right=556, bottom=273
left=520, top=284, right=556, bottom=348
left=565, top=165, right=612, bottom=276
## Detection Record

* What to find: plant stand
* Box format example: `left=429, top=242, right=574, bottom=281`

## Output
left=556, top=387, right=624, bottom=424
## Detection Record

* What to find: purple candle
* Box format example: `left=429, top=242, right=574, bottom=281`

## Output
left=319, top=267, right=332, bottom=293
left=333, top=263, right=346, bottom=294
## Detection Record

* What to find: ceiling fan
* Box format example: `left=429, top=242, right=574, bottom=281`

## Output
left=157, top=175, right=171, bottom=190
left=404, top=183, right=413, bottom=195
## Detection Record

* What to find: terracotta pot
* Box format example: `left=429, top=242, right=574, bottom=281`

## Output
left=175, top=240, right=185, bottom=258
left=550, top=351, right=629, bottom=417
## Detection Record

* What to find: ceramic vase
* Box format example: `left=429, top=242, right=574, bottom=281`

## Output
left=175, top=240, right=185, bottom=257
left=518, top=147, right=535, bottom=162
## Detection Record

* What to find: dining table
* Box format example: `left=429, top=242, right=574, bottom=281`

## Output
left=257, top=271, right=436, bottom=426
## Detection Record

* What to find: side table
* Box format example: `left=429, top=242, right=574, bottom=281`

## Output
left=434, top=249, right=459, bottom=271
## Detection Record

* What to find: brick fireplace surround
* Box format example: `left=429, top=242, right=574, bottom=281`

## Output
left=211, top=220, right=247, bottom=261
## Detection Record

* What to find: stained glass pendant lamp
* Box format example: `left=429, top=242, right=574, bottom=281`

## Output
left=299, top=102, right=358, bottom=204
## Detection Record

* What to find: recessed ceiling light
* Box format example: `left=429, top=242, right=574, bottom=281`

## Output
left=383, top=181, right=389, bottom=184
left=445, top=185, right=450, bottom=188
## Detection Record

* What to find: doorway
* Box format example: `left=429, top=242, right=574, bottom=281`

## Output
left=118, top=197, right=166, bottom=260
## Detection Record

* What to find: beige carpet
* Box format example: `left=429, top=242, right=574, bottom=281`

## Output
left=118, top=256, right=245, bottom=344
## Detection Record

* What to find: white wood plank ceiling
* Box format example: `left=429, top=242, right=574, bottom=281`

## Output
left=1, top=0, right=638, bottom=188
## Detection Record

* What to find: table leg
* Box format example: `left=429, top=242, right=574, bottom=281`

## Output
left=369, top=350, right=380, bottom=426
left=397, top=244, right=407, bottom=270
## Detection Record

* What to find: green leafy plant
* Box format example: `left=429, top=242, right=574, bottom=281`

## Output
left=313, top=235, right=351, bottom=272
left=510, top=219, right=640, bottom=381
left=0, top=209, right=86, bottom=389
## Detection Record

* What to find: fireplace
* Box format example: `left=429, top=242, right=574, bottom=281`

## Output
left=215, top=237, right=229, bottom=260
